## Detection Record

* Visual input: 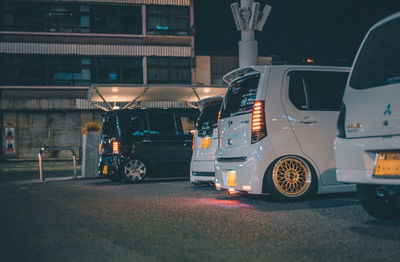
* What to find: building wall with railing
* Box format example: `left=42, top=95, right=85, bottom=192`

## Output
left=0, top=0, right=195, bottom=159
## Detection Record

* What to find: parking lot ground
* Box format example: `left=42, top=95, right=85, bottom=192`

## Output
left=1, top=170, right=400, bottom=262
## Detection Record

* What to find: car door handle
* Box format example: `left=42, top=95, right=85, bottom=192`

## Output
left=299, top=118, right=317, bottom=124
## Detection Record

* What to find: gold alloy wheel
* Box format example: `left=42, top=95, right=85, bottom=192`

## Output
left=272, top=157, right=312, bottom=197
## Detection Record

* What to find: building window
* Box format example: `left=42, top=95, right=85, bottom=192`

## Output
left=91, top=5, right=141, bottom=34
left=48, top=4, right=90, bottom=33
left=0, top=3, right=45, bottom=31
left=147, top=6, right=190, bottom=36
left=0, top=55, right=143, bottom=86
left=50, top=57, right=92, bottom=86
left=95, top=57, right=143, bottom=84
left=147, top=57, right=191, bottom=84
left=0, top=2, right=142, bottom=34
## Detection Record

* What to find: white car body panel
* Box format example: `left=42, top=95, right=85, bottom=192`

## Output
left=335, top=12, right=400, bottom=185
left=215, top=65, right=355, bottom=195
left=190, top=96, right=223, bottom=184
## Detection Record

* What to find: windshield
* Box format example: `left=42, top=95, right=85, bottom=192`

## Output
left=196, top=102, right=222, bottom=131
left=220, top=73, right=260, bottom=118
left=350, top=16, right=400, bottom=89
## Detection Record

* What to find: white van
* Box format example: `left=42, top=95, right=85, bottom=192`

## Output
left=334, top=12, right=400, bottom=219
left=214, top=65, right=354, bottom=200
left=190, top=96, right=223, bottom=185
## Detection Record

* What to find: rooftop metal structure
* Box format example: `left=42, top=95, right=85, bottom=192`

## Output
left=231, top=0, right=272, bottom=67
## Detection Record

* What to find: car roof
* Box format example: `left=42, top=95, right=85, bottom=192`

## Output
left=104, top=108, right=198, bottom=115
left=223, top=65, right=351, bottom=85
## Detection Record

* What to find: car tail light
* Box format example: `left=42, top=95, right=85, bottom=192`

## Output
left=112, top=141, right=120, bottom=154
left=191, top=130, right=196, bottom=150
left=217, top=110, right=222, bottom=148
left=251, top=100, right=267, bottom=144
left=99, top=142, right=102, bottom=153
left=337, top=103, right=346, bottom=138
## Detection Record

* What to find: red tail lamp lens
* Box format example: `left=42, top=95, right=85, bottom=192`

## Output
left=112, top=141, right=120, bottom=154
left=191, top=130, right=196, bottom=150
left=251, top=101, right=267, bottom=143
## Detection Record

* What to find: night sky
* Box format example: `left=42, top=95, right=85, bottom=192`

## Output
left=194, top=0, right=400, bottom=65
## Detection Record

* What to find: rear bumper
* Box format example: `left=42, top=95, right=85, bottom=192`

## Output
left=334, top=136, right=400, bottom=185
left=214, top=139, right=275, bottom=194
left=98, top=154, right=123, bottom=177
left=190, top=160, right=215, bottom=183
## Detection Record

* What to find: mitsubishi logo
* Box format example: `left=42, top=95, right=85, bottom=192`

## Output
left=384, top=104, right=392, bottom=115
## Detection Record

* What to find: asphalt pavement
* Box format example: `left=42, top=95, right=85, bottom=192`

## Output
left=1, top=170, right=400, bottom=262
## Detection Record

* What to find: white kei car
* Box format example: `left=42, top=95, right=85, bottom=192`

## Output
left=190, top=96, right=223, bottom=185
left=215, top=65, right=355, bottom=200
left=334, top=12, right=400, bottom=219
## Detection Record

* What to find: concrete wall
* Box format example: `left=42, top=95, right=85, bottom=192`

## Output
left=1, top=110, right=102, bottom=160
left=195, top=56, right=211, bottom=85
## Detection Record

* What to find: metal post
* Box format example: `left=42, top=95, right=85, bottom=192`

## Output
left=72, top=154, right=77, bottom=179
left=231, top=0, right=272, bottom=67
left=38, top=150, right=44, bottom=181
left=38, top=147, right=78, bottom=181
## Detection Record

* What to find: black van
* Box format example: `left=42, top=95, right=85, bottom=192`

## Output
left=98, top=108, right=199, bottom=182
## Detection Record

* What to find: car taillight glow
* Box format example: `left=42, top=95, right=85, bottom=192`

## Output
left=191, top=130, right=196, bottom=150
left=228, top=188, right=239, bottom=195
left=242, top=185, right=251, bottom=191
left=251, top=100, right=267, bottom=143
left=112, top=141, right=120, bottom=154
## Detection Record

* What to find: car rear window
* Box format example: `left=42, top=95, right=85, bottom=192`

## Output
left=197, top=102, right=222, bottom=131
left=220, top=73, right=260, bottom=118
left=102, top=113, right=117, bottom=137
left=349, top=16, right=400, bottom=90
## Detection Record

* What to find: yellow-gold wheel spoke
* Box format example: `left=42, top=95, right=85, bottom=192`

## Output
left=272, top=157, right=312, bottom=197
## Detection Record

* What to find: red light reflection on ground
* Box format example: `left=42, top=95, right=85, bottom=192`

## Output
left=196, top=198, right=253, bottom=209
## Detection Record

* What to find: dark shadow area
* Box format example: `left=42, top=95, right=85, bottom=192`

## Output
left=212, top=191, right=359, bottom=212
left=87, top=177, right=188, bottom=186
left=0, top=170, right=81, bottom=183
left=189, top=183, right=215, bottom=189
left=349, top=219, right=400, bottom=241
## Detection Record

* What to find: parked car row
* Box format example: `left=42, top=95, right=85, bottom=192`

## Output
left=97, top=12, right=400, bottom=219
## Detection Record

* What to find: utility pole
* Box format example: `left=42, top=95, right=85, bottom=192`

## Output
left=231, top=0, right=271, bottom=67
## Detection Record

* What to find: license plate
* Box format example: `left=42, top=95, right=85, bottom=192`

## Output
left=201, top=137, right=211, bottom=149
left=102, top=165, right=108, bottom=175
left=374, top=152, right=400, bottom=177
left=227, top=170, right=237, bottom=187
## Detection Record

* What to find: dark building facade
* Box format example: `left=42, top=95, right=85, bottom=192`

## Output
left=0, top=0, right=194, bottom=159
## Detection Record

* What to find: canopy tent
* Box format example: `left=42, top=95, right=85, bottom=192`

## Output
left=86, top=84, right=227, bottom=111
